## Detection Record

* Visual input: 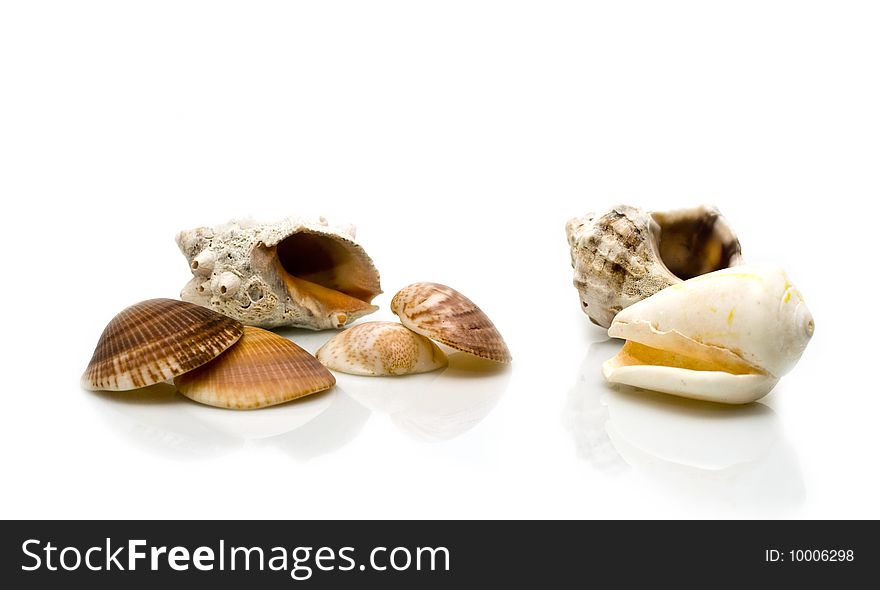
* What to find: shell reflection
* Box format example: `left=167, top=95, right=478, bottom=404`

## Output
left=343, top=352, right=511, bottom=441
left=85, top=385, right=367, bottom=460
left=566, top=339, right=804, bottom=514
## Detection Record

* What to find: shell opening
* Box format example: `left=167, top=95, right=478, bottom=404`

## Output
left=276, top=232, right=373, bottom=301
left=651, top=209, right=741, bottom=280
left=613, top=341, right=761, bottom=376
left=604, top=341, right=778, bottom=404
left=267, top=232, right=380, bottom=326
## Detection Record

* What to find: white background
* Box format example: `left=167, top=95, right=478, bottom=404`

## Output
left=1, top=1, right=878, bottom=519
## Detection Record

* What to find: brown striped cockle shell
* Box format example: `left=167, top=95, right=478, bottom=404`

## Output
left=174, top=326, right=335, bottom=409
left=566, top=204, right=744, bottom=328
left=316, top=322, right=448, bottom=376
left=82, top=298, right=244, bottom=391
left=390, top=283, right=512, bottom=363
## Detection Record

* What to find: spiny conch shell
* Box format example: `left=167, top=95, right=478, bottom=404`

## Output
left=316, top=321, right=448, bottom=376
left=82, top=299, right=244, bottom=391
left=390, top=282, right=512, bottom=363
left=603, top=264, right=814, bottom=404
left=566, top=204, right=744, bottom=328
left=177, top=216, right=382, bottom=330
left=174, top=326, right=336, bottom=409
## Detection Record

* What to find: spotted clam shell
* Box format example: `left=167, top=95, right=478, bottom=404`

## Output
left=316, top=321, right=448, bottom=376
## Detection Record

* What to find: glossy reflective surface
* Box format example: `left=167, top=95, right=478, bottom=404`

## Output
left=3, top=1, right=879, bottom=519
left=566, top=340, right=804, bottom=514
left=87, top=350, right=511, bottom=459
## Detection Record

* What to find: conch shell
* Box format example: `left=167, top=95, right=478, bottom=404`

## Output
left=603, top=264, right=814, bottom=404
left=177, top=217, right=382, bottom=330
left=566, top=204, right=743, bottom=328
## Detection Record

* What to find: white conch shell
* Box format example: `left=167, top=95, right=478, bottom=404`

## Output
left=177, top=217, right=382, bottom=330
left=316, top=321, right=448, bottom=376
left=603, top=264, right=814, bottom=404
left=566, top=204, right=743, bottom=328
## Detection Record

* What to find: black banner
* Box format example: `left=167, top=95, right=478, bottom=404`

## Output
left=1, top=521, right=876, bottom=587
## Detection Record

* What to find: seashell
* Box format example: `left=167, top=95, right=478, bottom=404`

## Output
left=174, top=326, right=336, bottom=409
left=316, top=321, right=448, bottom=376
left=82, top=298, right=244, bottom=391
left=603, top=264, right=814, bottom=404
left=177, top=216, right=382, bottom=330
left=566, top=204, right=743, bottom=328
left=390, top=282, right=512, bottom=363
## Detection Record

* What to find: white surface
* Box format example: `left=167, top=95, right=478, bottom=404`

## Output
left=1, top=1, right=878, bottom=519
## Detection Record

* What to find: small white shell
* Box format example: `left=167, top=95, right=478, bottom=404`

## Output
left=316, top=322, right=448, bottom=376
left=603, top=264, right=814, bottom=404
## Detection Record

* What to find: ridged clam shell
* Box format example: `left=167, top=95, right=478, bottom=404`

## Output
left=174, top=326, right=335, bottom=409
left=82, top=298, right=244, bottom=391
left=390, top=283, right=512, bottom=363
left=177, top=216, right=382, bottom=330
left=603, top=264, right=814, bottom=404
left=566, top=204, right=743, bottom=328
left=316, top=322, right=448, bottom=376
